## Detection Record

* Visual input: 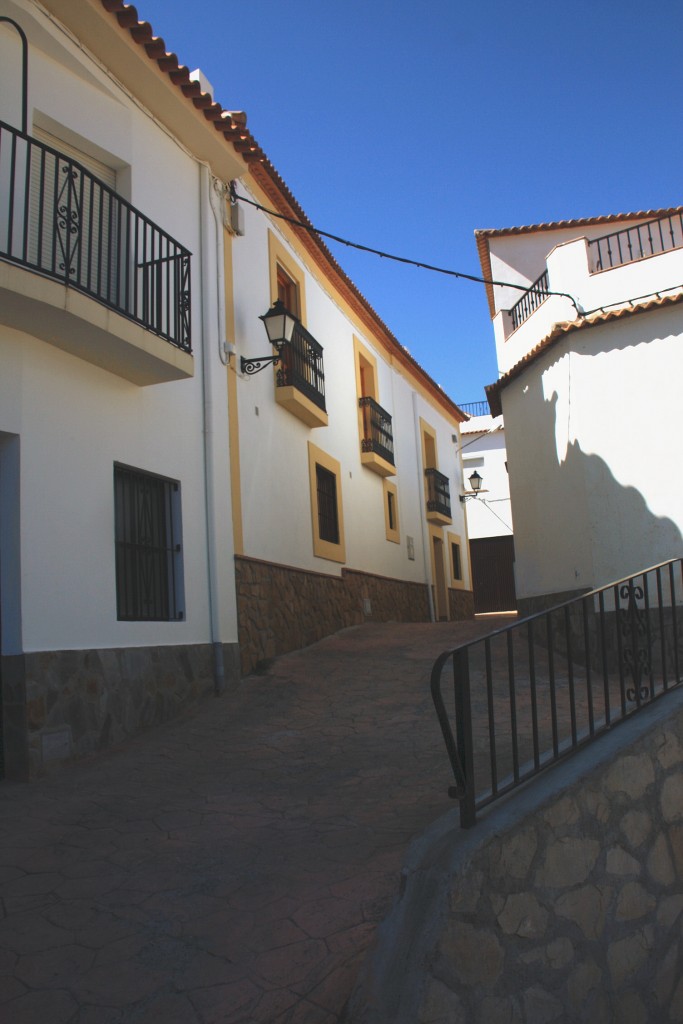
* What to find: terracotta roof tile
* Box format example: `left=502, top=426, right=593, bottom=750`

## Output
left=97, top=2, right=466, bottom=421
left=485, top=291, right=683, bottom=417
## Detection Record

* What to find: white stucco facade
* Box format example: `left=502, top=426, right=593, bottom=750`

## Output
left=479, top=209, right=683, bottom=607
left=0, top=0, right=249, bottom=775
left=460, top=414, right=513, bottom=541
left=231, top=179, right=471, bottom=635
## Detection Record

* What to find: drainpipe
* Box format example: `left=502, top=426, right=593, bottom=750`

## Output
left=412, top=391, right=436, bottom=622
left=199, top=164, right=226, bottom=694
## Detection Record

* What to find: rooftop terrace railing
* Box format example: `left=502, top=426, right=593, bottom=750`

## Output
left=507, top=269, right=549, bottom=331
left=431, top=557, right=683, bottom=828
left=459, top=400, right=490, bottom=417
left=0, top=120, right=192, bottom=351
left=588, top=211, right=683, bottom=272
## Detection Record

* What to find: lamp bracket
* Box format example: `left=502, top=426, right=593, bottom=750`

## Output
left=240, top=354, right=281, bottom=375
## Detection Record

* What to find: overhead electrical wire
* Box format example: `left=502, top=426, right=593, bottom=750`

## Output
left=232, top=188, right=683, bottom=332
left=233, top=189, right=585, bottom=318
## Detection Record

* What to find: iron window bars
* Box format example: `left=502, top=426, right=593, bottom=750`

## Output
left=114, top=465, right=184, bottom=622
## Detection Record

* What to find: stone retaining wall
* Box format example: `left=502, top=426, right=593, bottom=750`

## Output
left=3, top=642, right=240, bottom=780
left=347, top=688, right=683, bottom=1024
left=236, top=556, right=474, bottom=676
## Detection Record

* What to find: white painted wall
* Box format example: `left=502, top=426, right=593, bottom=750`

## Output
left=460, top=416, right=513, bottom=540
left=232, top=184, right=470, bottom=590
left=0, top=0, right=238, bottom=652
left=502, top=304, right=683, bottom=600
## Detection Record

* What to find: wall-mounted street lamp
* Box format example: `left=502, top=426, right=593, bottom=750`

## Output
left=460, top=470, right=483, bottom=502
left=240, top=299, right=297, bottom=375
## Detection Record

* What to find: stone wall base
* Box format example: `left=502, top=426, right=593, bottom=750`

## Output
left=516, top=587, right=589, bottom=619
left=1, top=642, right=240, bottom=780
left=236, top=556, right=474, bottom=676
left=345, top=685, right=683, bottom=1024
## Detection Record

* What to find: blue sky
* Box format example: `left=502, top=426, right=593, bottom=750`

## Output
left=137, top=0, right=683, bottom=404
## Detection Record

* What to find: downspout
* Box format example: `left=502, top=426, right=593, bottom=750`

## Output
left=199, top=164, right=226, bottom=694
left=412, top=391, right=436, bottom=622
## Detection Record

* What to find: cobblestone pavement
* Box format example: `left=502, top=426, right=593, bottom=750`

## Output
left=0, top=618, right=514, bottom=1024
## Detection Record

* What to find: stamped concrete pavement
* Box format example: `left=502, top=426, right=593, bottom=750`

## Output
left=0, top=617, right=513, bottom=1024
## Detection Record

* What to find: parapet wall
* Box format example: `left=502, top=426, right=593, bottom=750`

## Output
left=347, top=687, right=683, bottom=1023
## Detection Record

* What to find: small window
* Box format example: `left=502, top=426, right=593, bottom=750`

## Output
left=316, top=464, right=339, bottom=544
left=308, top=442, right=345, bottom=562
left=451, top=541, right=462, bottom=581
left=114, top=464, right=184, bottom=621
left=383, top=479, right=400, bottom=544
left=276, top=263, right=300, bottom=318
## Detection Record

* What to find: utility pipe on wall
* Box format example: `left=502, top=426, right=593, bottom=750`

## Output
left=412, top=391, right=436, bottom=622
left=199, top=164, right=226, bottom=694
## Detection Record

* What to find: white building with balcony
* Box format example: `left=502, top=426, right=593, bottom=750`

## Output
left=0, top=0, right=260, bottom=777
left=478, top=207, right=683, bottom=614
left=459, top=403, right=515, bottom=613
left=227, top=171, right=473, bottom=673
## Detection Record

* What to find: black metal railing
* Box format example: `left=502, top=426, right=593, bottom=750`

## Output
left=0, top=120, right=191, bottom=351
left=508, top=270, right=550, bottom=331
left=459, top=400, right=490, bottom=417
left=431, top=558, right=683, bottom=828
left=277, top=321, right=326, bottom=412
left=359, top=396, right=395, bottom=465
left=425, top=467, right=451, bottom=519
left=588, top=212, right=683, bottom=272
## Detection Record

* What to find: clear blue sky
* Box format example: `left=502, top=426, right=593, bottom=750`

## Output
left=138, top=0, right=683, bottom=404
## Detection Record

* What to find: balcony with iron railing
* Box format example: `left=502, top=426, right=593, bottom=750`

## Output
left=359, top=396, right=395, bottom=476
left=275, top=320, right=328, bottom=427
left=507, top=269, right=550, bottom=332
left=588, top=211, right=683, bottom=273
left=425, top=467, right=452, bottom=524
left=0, top=121, right=193, bottom=384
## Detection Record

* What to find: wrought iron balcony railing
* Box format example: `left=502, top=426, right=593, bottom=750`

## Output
left=588, top=211, right=683, bottom=272
left=459, top=400, right=490, bottom=417
left=276, top=321, right=326, bottom=412
left=0, top=121, right=191, bottom=351
left=432, top=558, right=683, bottom=828
left=359, top=396, right=395, bottom=465
left=507, top=269, right=550, bottom=331
left=425, top=467, right=451, bottom=519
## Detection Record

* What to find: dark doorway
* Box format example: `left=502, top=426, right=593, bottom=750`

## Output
left=470, top=535, right=517, bottom=613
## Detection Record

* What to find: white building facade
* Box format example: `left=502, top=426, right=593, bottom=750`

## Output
left=459, top=404, right=516, bottom=613
left=0, top=0, right=257, bottom=777
left=478, top=208, right=683, bottom=614
left=229, top=172, right=473, bottom=672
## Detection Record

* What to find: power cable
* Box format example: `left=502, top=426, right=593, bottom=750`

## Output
left=232, top=188, right=585, bottom=318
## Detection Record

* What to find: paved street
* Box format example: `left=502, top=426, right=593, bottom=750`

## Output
left=0, top=617, right=512, bottom=1024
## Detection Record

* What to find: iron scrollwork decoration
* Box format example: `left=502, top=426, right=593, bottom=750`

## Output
left=240, top=353, right=281, bottom=376
left=619, top=581, right=651, bottom=703
left=56, top=161, right=82, bottom=280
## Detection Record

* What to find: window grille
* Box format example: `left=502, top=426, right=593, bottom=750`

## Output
left=316, top=464, right=339, bottom=544
left=114, top=465, right=184, bottom=621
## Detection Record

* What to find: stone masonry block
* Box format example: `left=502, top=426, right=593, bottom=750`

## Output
left=604, top=754, right=655, bottom=800
left=535, top=837, right=600, bottom=889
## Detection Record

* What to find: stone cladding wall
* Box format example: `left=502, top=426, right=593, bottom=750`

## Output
left=347, top=690, right=683, bottom=1024
left=236, top=556, right=472, bottom=675
left=4, top=642, right=239, bottom=779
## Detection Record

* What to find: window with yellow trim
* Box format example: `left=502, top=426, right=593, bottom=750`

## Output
left=447, top=531, right=465, bottom=587
left=383, top=480, right=400, bottom=544
left=307, top=442, right=346, bottom=563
